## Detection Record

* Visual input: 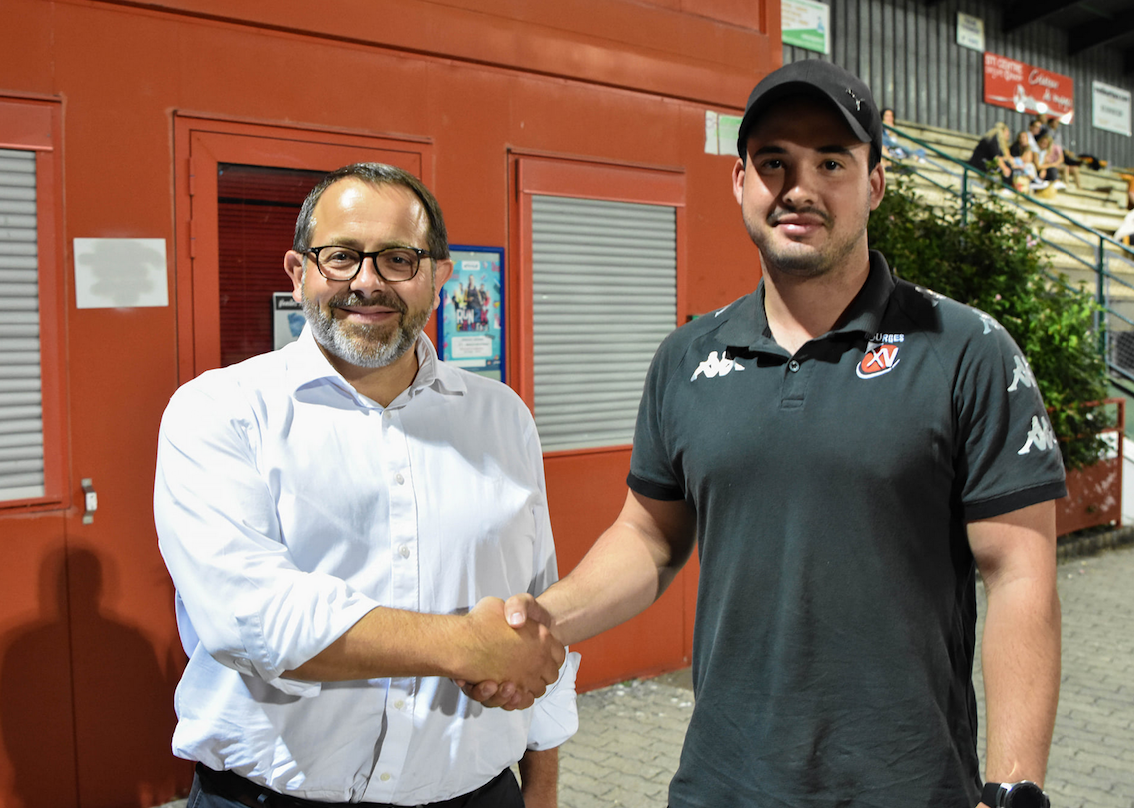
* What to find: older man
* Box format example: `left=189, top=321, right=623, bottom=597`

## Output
left=156, top=163, right=576, bottom=808
left=492, top=61, right=1064, bottom=808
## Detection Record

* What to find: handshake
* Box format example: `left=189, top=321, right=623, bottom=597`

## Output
left=455, top=594, right=563, bottom=711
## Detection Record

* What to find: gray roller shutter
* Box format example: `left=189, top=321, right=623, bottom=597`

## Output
left=0, top=149, right=44, bottom=502
left=531, top=195, right=676, bottom=452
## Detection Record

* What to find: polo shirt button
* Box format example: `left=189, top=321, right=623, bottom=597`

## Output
left=395, top=472, right=405, bottom=485
left=380, top=773, right=392, bottom=782
left=399, top=545, right=410, bottom=558
left=788, top=359, right=800, bottom=372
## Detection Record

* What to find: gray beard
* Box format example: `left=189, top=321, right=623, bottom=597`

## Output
left=302, top=283, right=433, bottom=369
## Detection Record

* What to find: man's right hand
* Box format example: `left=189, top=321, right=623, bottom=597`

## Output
left=456, top=596, right=564, bottom=709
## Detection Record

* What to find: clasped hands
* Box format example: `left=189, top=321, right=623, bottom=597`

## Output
left=456, top=594, right=555, bottom=711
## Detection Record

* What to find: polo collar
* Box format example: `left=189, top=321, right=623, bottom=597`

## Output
left=715, top=250, right=895, bottom=352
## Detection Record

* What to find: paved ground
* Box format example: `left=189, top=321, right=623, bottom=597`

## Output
left=558, top=544, right=1134, bottom=808
left=161, top=544, right=1134, bottom=808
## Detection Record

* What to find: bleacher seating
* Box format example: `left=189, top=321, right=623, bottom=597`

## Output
left=887, top=117, right=1134, bottom=310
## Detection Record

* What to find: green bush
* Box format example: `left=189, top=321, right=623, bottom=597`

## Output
left=868, top=174, right=1110, bottom=469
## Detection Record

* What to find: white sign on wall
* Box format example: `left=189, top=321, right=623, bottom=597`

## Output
left=782, top=0, right=830, bottom=55
left=956, top=13, right=985, bottom=52
left=73, top=238, right=169, bottom=309
left=1093, top=81, right=1132, bottom=137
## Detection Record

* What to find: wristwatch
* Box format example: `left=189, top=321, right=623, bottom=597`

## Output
left=981, top=780, right=1051, bottom=808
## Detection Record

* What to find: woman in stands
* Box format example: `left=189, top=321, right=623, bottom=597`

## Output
left=1035, top=133, right=1066, bottom=188
left=880, top=108, right=926, bottom=165
left=966, top=121, right=1012, bottom=183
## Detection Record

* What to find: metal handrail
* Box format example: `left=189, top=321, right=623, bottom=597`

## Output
left=885, top=122, right=1134, bottom=380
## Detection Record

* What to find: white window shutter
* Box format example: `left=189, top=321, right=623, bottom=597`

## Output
left=0, top=149, right=45, bottom=502
left=531, top=195, right=677, bottom=451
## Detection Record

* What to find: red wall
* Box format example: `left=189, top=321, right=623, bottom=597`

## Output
left=0, top=1, right=779, bottom=804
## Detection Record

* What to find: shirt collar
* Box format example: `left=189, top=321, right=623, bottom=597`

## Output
left=284, top=325, right=467, bottom=403
left=715, top=250, right=895, bottom=351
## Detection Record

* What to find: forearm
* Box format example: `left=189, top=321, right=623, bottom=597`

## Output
left=538, top=529, right=675, bottom=646
left=287, top=598, right=564, bottom=690
left=980, top=573, right=1061, bottom=785
left=518, top=748, right=559, bottom=808
left=539, top=492, right=695, bottom=646
left=286, top=606, right=465, bottom=681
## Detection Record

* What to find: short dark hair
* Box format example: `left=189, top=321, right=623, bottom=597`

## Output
left=293, top=163, right=449, bottom=261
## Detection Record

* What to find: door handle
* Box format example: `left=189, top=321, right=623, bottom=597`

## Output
left=81, top=478, right=97, bottom=524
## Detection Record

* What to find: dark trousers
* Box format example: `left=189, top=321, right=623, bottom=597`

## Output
left=188, top=763, right=524, bottom=808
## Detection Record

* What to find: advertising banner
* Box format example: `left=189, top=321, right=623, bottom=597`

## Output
left=983, top=53, right=1073, bottom=119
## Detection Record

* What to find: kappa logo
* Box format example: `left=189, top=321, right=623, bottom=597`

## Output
left=856, top=342, right=901, bottom=379
left=1018, top=415, right=1058, bottom=455
left=691, top=350, right=745, bottom=381
left=976, top=310, right=1003, bottom=335
left=1007, top=354, right=1037, bottom=393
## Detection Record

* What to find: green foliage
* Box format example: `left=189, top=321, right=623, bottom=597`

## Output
left=868, top=174, right=1110, bottom=468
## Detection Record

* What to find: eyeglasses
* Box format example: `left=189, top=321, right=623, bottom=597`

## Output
left=304, top=245, right=431, bottom=283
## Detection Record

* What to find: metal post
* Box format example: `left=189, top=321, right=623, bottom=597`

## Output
left=1097, top=235, right=1107, bottom=358
left=961, top=170, right=969, bottom=226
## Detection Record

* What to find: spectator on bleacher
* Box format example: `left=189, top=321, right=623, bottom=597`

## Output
left=1035, top=133, right=1067, bottom=189
left=880, top=108, right=926, bottom=167
left=1026, top=118, right=1044, bottom=152
left=1008, top=130, right=1044, bottom=192
left=1046, top=115, right=1082, bottom=189
left=966, top=122, right=1012, bottom=183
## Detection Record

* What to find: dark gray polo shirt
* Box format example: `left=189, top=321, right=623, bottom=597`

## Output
left=628, top=252, right=1066, bottom=808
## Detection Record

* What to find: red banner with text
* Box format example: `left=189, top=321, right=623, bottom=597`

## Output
left=983, top=52, right=1074, bottom=120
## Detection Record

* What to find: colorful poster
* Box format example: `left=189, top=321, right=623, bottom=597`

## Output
left=781, top=0, right=830, bottom=55
left=983, top=52, right=1073, bottom=119
left=438, top=246, right=505, bottom=382
left=1093, top=81, right=1131, bottom=137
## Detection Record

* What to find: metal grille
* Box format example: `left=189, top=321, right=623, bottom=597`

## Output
left=0, top=148, right=44, bottom=502
left=531, top=195, right=676, bottom=452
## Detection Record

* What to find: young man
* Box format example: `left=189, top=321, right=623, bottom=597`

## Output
left=483, top=61, right=1064, bottom=808
left=155, top=163, right=576, bottom=808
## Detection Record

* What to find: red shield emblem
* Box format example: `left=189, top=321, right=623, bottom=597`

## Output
left=857, top=344, right=900, bottom=379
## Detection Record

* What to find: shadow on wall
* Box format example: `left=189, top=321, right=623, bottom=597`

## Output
left=0, top=546, right=190, bottom=807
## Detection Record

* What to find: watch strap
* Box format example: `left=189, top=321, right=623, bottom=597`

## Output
left=982, top=782, right=1005, bottom=807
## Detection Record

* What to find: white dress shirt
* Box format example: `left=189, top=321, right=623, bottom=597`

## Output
left=154, top=328, right=578, bottom=805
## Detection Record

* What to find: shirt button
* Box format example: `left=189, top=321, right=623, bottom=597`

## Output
left=395, top=473, right=405, bottom=485
left=399, top=545, right=410, bottom=558
left=394, top=699, right=405, bottom=709
left=788, top=359, right=800, bottom=372
left=380, top=773, right=392, bottom=782
left=383, top=410, right=393, bottom=419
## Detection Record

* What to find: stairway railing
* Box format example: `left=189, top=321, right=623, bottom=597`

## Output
left=885, top=123, right=1134, bottom=397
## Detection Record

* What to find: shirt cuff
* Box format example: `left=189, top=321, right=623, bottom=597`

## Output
left=526, top=651, right=581, bottom=750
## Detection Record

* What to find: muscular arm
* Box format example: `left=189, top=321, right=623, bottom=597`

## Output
left=969, top=500, right=1061, bottom=793
left=521, top=489, right=696, bottom=647
left=286, top=597, right=565, bottom=697
left=517, top=748, right=559, bottom=808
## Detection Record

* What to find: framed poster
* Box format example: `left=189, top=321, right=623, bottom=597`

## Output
left=437, top=246, right=505, bottom=382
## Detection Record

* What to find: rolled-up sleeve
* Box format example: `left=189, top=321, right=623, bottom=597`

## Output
left=154, top=382, right=378, bottom=696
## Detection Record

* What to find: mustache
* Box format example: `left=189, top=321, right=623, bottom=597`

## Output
left=330, top=291, right=407, bottom=314
left=767, top=207, right=831, bottom=226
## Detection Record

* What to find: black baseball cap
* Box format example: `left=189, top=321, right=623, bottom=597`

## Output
left=736, top=60, right=883, bottom=163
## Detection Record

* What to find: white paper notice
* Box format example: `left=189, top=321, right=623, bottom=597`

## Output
left=73, top=238, right=169, bottom=309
